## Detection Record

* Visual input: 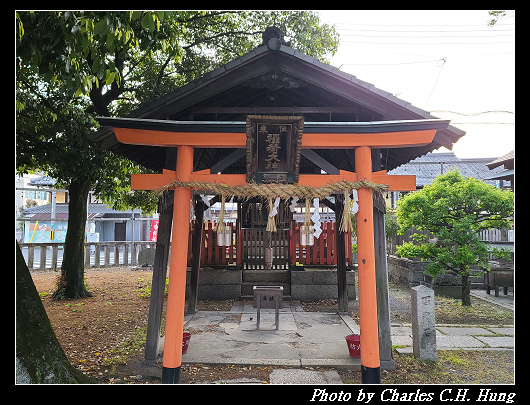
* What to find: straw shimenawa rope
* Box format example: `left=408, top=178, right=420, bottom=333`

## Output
left=154, top=179, right=388, bottom=233
left=153, top=179, right=388, bottom=200
left=214, top=194, right=226, bottom=233
left=339, top=189, right=354, bottom=234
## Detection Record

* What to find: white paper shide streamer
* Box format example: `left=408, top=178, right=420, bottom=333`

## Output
left=201, top=194, right=212, bottom=221
left=311, top=198, right=322, bottom=239
left=351, top=189, right=359, bottom=215
left=289, top=196, right=299, bottom=213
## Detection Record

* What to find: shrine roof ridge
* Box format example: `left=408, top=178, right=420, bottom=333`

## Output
left=97, top=117, right=450, bottom=135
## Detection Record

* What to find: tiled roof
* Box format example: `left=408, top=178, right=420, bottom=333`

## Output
left=28, top=175, right=56, bottom=187
left=486, top=150, right=514, bottom=169
left=388, top=152, right=507, bottom=187
left=23, top=203, right=142, bottom=220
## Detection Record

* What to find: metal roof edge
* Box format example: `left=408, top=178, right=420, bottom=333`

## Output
left=97, top=116, right=450, bottom=134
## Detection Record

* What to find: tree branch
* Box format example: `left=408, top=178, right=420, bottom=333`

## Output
left=153, top=49, right=179, bottom=97
left=182, top=30, right=262, bottom=50
left=18, top=76, right=70, bottom=128
left=174, top=11, right=238, bottom=24
left=86, top=51, right=126, bottom=116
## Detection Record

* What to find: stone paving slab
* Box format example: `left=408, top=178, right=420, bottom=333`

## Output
left=232, top=301, right=303, bottom=314
left=392, top=326, right=412, bottom=335
left=239, top=313, right=297, bottom=331
left=181, top=306, right=360, bottom=369
left=392, top=335, right=413, bottom=346
left=437, top=326, right=491, bottom=336
left=178, top=302, right=514, bottom=377
left=269, top=369, right=342, bottom=384
left=340, top=313, right=360, bottom=334
left=436, top=335, right=485, bottom=348
left=470, top=289, right=514, bottom=310
left=182, top=356, right=301, bottom=367
left=196, top=377, right=266, bottom=384
left=301, top=358, right=360, bottom=368
left=475, top=336, right=514, bottom=348
left=486, top=327, right=514, bottom=335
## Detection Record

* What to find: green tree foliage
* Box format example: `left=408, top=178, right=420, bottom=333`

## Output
left=487, top=10, right=514, bottom=26
left=395, top=170, right=513, bottom=306
left=16, top=11, right=338, bottom=296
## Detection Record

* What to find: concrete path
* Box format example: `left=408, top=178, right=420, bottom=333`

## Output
left=393, top=323, right=514, bottom=354
left=181, top=299, right=513, bottom=368
left=182, top=301, right=361, bottom=370
left=177, top=293, right=514, bottom=384
left=470, top=289, right=514, bottom=310
left=269, top=369, right=342, bottom=384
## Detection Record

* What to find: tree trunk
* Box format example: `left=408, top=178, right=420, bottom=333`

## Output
left=16, top=242, right=92, bottom=383
left=461, top=272, right=471, bottom=307
left=53, top=180, right=93, bottom=300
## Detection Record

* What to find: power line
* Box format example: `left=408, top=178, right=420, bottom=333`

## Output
left=337, top=28, right=514, bottom=33
left=340, top=47, right=514, bottom=59
left=430, top=110, right=514, bottom=116
left=339, top=32, right=514, bottom=38
left=425, top=58, right=446, bottom=108
left=341, top=58, right=441, bottom=66
left=329, top=21, right=515, bottom=28
left=339, top=39, right=515, bottom=45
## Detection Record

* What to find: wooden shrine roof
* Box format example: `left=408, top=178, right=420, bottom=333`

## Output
left=89, top=28, right=465, bottom=174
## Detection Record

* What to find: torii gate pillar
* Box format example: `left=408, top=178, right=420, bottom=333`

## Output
left=101, top=117, right=445, bottom=384
left=355, top=146, right=381, bottom=384
left=161, top=145, right=193, bottom=383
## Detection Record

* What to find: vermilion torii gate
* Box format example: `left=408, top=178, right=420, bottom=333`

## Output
left=99, top=116, right=449, bottom=384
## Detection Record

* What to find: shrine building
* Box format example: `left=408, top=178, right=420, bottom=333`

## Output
left=90, top=27, right=465, bottom=384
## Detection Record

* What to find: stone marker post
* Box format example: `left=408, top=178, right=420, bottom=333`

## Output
left=411, top=285, right=437, bottom=360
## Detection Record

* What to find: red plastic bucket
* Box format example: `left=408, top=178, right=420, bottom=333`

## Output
left=345, top=334, right=361, bottom=358
left=182, top=332, right=191, bottom=354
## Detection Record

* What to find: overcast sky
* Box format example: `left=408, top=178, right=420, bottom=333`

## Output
left=317, top=10, right=515, bottom=159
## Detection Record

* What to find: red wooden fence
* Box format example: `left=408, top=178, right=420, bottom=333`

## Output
left=188, top=220, right=351, bottom=268
left=187, top=221, right=240, bottom=267
left=241, top=227, right=290, bottom=269
left=290, top=221, right=352, bottom=267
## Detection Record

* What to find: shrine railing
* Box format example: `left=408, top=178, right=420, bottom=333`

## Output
left=290, top=222, right=352, bottom=267
left=186, top=220, right=352, bottom=269
left=241, top=227, right=290, bottom=270
left=19, top=241, right=156, bottom=270
left=187, top=221, right=240, bottom=267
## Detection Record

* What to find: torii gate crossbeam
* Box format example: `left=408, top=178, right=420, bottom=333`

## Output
left=100, top=117, right=447, bottom=384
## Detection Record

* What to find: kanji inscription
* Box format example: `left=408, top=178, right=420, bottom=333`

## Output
left=246, top=115, right=304, bottom=184
left=258, top=123, right=288, bottom=172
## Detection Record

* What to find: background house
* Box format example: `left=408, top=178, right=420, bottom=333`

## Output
left=20, top=200, right=155, bottom=243
left=485, top=150, right=514, bottom=191
left=16, top=174, right=67, bottom=241
left=17, top=172, right=157, bottom=243
left=386, top=151, right=511, bottom=209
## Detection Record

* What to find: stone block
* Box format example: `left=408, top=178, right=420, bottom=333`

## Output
left=411, top=285, right=437, bottom=360
left=185, top=269, right=242, bottom=300
left=387, top=255, right=428, bottom=287
left=137, top=247, right=156, bottom=266
left=291, top=270, right=356, bottom=301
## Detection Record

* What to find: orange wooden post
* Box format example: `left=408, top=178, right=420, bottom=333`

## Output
left=113, top=121, right=432, bottom=386
left=161, top=145, right=193, bottom=384
left=355, top=145, right=381, bottom=384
